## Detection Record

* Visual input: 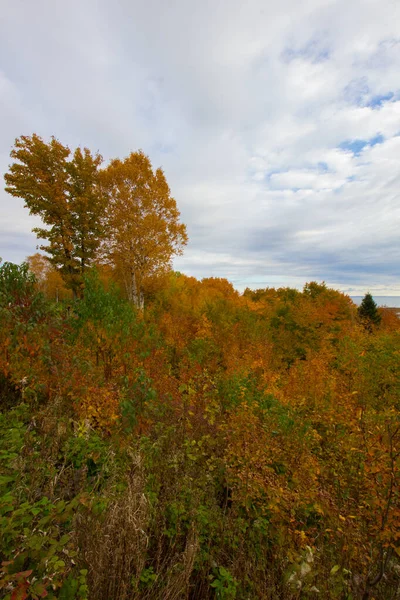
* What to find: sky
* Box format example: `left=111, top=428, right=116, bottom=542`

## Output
left=1, top=0, right=400, bottom=296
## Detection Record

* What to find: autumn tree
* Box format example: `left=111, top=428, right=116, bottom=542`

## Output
left=26, top=253, right=52, bottom=287
left=100, top=151, right=188, bottom=308
left=27, top=253, right=71, bottom=301
left=4, top=134, right=105, bottom=297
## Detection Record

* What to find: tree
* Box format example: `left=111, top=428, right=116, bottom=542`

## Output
left=26, top=253, right=71, bottom=302
left=4, top=134, right=104, bottom=297
left=26, top=253, right=52, bottom=287
left=100, top=151, right=188, bottom=308
left=358, top=292, right=381, bottom=328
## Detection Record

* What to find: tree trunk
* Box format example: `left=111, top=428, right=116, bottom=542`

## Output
left=129, top=269, right=140, bottom=308
left=126, top=269, right=145, bottom=310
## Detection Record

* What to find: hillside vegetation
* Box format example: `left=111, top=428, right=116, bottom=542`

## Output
left=1, top=262, right=400, bottom=600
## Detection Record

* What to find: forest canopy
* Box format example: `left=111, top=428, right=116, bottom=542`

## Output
left=1, top=257, right=399, bottom=599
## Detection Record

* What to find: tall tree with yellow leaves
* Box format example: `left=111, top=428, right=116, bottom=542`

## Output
left=5, top=134, right=105, bottom=297
left=101, top=151, right=188, bottom=308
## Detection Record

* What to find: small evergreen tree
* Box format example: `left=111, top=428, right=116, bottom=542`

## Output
left=358, top=292, right=381, bottom=327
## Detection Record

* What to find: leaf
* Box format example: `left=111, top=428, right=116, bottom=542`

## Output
left=330, top=565, right=340, bottom=575
left=31, top=582, right=48, bottom=598
left=14, top=570, right=33, bottom=579
left=0, top=476, right=15, bottom=486
left=1, top=560, right=13, bottom=567
left=11, top=581, right=29, bottom=600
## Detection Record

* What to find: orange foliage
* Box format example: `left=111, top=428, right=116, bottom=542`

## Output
left=2, top=261, right=400, bottom=597
left=27, top=253, right=72, bottom=301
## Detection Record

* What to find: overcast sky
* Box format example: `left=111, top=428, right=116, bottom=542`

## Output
left=1, top=0, right=399, bottom=295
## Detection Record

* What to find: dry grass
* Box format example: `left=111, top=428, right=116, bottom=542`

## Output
left=77, top=453, right=150, bottom=600
left=76, top=450, right=202, bottom=600
left=143, top=526, right=199, bottom=600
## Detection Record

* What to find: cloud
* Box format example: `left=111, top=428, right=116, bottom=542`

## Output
left=1, top=0, right=400, bottom=296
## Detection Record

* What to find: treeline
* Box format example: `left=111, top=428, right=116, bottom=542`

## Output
left=1, top=260, right=400, bottom=600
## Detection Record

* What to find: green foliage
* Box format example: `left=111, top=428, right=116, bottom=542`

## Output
left=211, top=566, right=238, bottom=599
left=63, top=428, right=109, bottom=480
left=138, top=566, right=157, bottom=588
left=0, top=407, right=82, bottom=598
left=72, top=269, right=150, bottom=382
left=59, top=570, right=89, bottom=600
left=218, top=371, right=266, bottom=410
left=0, top=261, right=47, bottom=322
left=120, top=368, right=157, bottom=432
left=73, top=269, right=139, bottom=336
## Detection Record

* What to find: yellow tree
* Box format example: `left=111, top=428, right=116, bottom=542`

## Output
left=101, top=151, right=188, bottom=308
left=26, top=252, right=52, bottom=290
left=27, top=253, right=72, bottom=301
left=5, top=134, right=105, bottom=297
